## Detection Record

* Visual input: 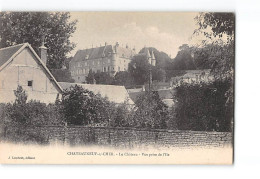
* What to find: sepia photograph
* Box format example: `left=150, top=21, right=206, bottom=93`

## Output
left=0, top=11, right=234, bottom=164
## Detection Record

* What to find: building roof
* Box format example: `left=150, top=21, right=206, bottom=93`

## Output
left=0, top=44, right=24, bottom=67
left=0, top=43, right=63, bottom=93
left=128, top=89, right=174, bottom=104
left=72, top=44, right=135, bottom=62
left=58, top=82, right=135, bottom=105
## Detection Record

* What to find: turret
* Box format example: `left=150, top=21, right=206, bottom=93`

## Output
left=111, top=45, right=117, bottom=72
left=145, top=48, right=152, bottom=65
left=151, top=50, right=156, bottom=66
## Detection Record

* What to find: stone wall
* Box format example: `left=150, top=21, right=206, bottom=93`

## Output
left=1, top=125, right=233, bottom=148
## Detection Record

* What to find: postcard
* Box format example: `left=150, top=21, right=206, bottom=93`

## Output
left=0, top=12, right=234, bottom=164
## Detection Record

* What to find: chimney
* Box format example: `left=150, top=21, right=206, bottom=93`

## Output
left=39, top=36, right=47, bottom=65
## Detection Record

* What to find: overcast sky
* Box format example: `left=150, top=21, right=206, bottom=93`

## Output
left=69, top=12, right=203, bottom=58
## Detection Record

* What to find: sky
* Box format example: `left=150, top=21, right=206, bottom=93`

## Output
left=69, top=12, right=203, bottom=58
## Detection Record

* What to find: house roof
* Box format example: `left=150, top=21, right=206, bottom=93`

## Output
left=72, top=44, right=135, bottom=62
left=0, top=44, right=24, bottom=67
left=128, top=89, right=174, bottom=104
left=0, top=43, right=63, bottom=93
left=58, top=82, right=135, bottom=105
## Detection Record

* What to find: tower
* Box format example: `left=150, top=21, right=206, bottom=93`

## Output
left=151, top=50, right=156, bottom=66
left=145, top=48, right=152, bottom=65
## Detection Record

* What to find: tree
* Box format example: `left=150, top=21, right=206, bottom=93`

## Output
left=194, top=13, right=235, bottom=40
left=0, top=12, right=77, bottom=69
left=194, top=12, right=235, bottom=78
left=133, top=91, right=169, bottom=129
left=172, top=44, right=196, bottom=70
left=60, top=85, right=115, bottom=126
left=194, top=12, right=235, bottom=116
left=50, top=69, right=75, bottom=83
left=85, top=70, right=95, bottom=84
left=128, top=56, right=150, bottom=85
left=139, top=47, right=172, bottom=70
left=112, top=71, right=133, bottom=88
left=172, top=79, right=232, bottom=132
left=152, top=67, right=166, bottom=82
left=94, top=72, right=114, bottom=85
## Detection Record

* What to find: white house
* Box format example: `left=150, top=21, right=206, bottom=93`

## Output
left=0, top=43, right=62, bottom=103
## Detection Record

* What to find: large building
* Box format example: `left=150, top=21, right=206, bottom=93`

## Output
left=69, top=42, right=136, bottom=83
left=0, top=43, right=62, bottom=103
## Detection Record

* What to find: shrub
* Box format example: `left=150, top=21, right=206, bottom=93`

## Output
left=172, top=78, right=233, bottom=132
left=60, top=84, right=117, bottom=126
left=132, top=91, right=169, bottom=129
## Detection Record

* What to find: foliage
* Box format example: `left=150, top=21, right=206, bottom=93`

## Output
left=172, top=44, right=196, bottom=70
left=14, top=85, right=28, bottom=105
left=60, top=85, right=115, bottom=125
left=139, top=47, right=172, bottom=70
left=85, top=69, right=95, bottom=84
left=172, top=79, right=233, bottom=132
left=194, top=12, right=235, bottom=39
left=128, top=55, right=150, bottom=85
left=3, top=86, right=63, bottom=126
left=112, top=71, right=133, bottom=88
left=133, top=91, right=169, bottom=129
left=94, top=72, right=114, bottom=85
left=194, top=12, right=235, bottom=78
left=0, top=12, right=77, bottom=69
left=152, top=67, right=166, bottom=82
left=50, top=69, right=75, bottom=83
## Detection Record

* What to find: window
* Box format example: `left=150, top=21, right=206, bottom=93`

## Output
left=28, top=80, right=33, bottom=87
left=104, top=67, right=106, bottom=72
left=108, top=66, right=110, bottom=71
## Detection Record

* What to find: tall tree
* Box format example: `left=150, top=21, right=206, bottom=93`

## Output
left=172, top=44, right=196, bottom=70
left=128, top=55, right=150, bottom=85
left=0, top=12, right=77, bottom=69
left=194, top=12, right=235, bottom=78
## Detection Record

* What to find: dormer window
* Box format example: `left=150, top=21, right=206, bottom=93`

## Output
left=85, top=54, right=89, bottom=60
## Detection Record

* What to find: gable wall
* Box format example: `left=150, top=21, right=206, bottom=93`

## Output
left=0, top=47, right=60, bottom=103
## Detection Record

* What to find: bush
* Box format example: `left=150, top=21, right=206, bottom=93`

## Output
left=172, top=78, right=233, bottom=132
left=132, top=91, right=169, bottom=129
left=60, top=84, right=117, bottom=126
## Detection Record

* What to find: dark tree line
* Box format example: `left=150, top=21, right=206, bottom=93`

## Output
left=0, top=12, right=77, bottom=69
